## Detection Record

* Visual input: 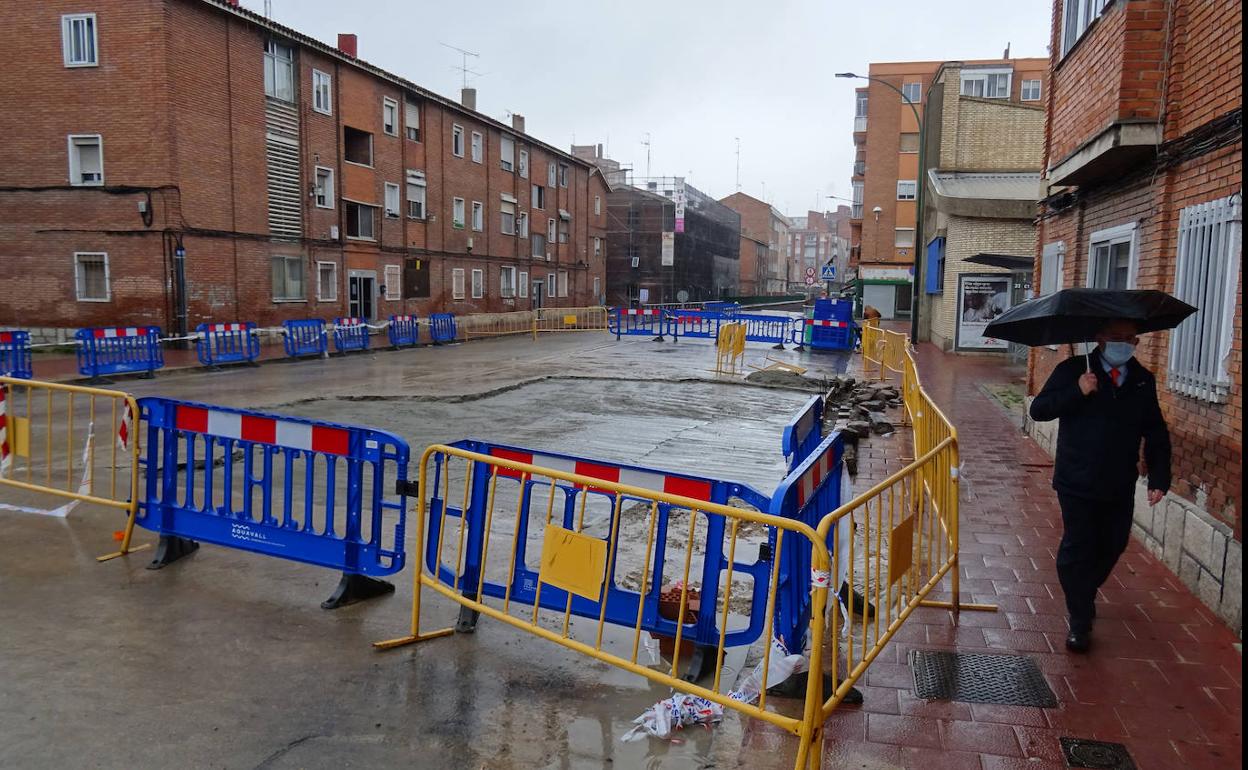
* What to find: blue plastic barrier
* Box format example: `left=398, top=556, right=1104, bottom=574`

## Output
left=665, top=309, right=720, bottom=339
left=195, top=322, right=259, bottom=367
left=792, top=318, right=854, bottom=351
left=734, top=312, right=791, bottom=347
left=75, top=326, right=163, bottom=379
left=388, top=315, right=420, bottom=348
left=781, top=395, right=825, bottom=472
left=429, top=313, right=458, bottom=344
left=426, top=439, right=777, bottom=653
left=333, top=317, right=371, bottom=353
left=0, top=330, right=32, bottom=379
left=282, top=319, right=327, bottom=359
left=135, top=397, right=410, bottom=607
left=704, top=302, right=740, bottom=314
left=608, top=307, right=667, bottom=339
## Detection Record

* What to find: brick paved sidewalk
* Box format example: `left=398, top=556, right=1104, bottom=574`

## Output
left=819, top=344, right=1242, bottom=769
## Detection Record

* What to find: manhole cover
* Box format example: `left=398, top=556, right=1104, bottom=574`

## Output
left=1060, top=737, right=1137, bottom=769
left=909, top=649, right=1057, bottom=707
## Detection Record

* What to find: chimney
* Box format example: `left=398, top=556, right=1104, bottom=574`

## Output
left=511, top=113, right=525, bottom=133
left=337, top=33, right=357, bottom=58
left=596, top=143, right=603, bottom=158
left=461, top=87, right=477, bottom=111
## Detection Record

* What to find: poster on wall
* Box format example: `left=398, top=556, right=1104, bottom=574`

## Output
left=661, top=232, right=675, bottom=266
left=956, top=274, right=1012, bottom=350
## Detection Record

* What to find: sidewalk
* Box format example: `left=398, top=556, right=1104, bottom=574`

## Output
left=817, top=343, right=1242, bottom=769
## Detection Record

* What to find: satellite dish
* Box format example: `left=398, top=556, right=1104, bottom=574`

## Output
left=676, top=290, right=690, bottom=303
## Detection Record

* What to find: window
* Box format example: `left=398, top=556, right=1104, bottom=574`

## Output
left=896, top=180, right=917, bottom=201
left=532, top=233, right=546, bottom=258
left=547, top=272, right=556, bottom=298
left=1087, top=223, right=1137, bottom=289
left=344, top=126, right=372, bottom=166
left=593, top=277, right=601, bottom=299
left=594, top=237, right=602, bottom=258
left=263, top=40, right=294, bottom=102
left=557, top=270, right=568, bottom=297
left=851, top=181, right=864, bottom=219
left=1039, top=242, right=1065, bottom=297
left=895, top=228, right=915, bottom=247
left=500, top=200, right=516, bottom=234
left=67, top=134, right=103, bottom=186
left=961, top=69, right=1011, bottom=99
left=404, top=257, right=431, bottom=298
left=406, top=170, right=426, bottom=218
left=452, top=124, right=464, bottom=157
left=899, top=133, right=920, bottom=153
left=345, top=202, right=377, bottom=240
left=382, top=98, right=398, bottom=136
left=451, top=267, right=466, bottom=300
left=317, top=261, right=338, bottom=301
left=547, top=219, right=556, bottom=246
left=854, top=92, right=868, bottom=131
left=471, top=268, right=484, bottom=298
left=62, top=14, right=98, bottom=67
left=519, top=271, right=529, bottom=298
left=1168, top=195, right=1241, bottom=402
left=384, top=183, right=400, bottom=218
left=558, top=164, right=568, bottom=188
left=500, top=266, right=517, bottom=298
left=594, top=195, right=602, bottom=216
left=548, top=163, right=557, bottom=187
left=519, top=150, right=529, bottom=178
left=1021, top=79, right=1042, bottom=101
left=500, top=135, right=515, bottom=172
left=405, top=100, right=420, bottom=141
left=1062, top=0, right=1113, bottom=57
left=73, top=252, right=109, bottom=301
left=471, top=131, right=483, bottom=163
left=314, top=166, right=334, bottom=208
left=452, top=198, right=466, bottom=229
left=518, top=212, right=529, bottom=238
left=271, top=254, right=304, bottom=301
left=384, top=264, right=401, bottom=300
left=558, top=220, right=569, bottom=244
left=901, top=82, right=921, bottom=104
left=312, top=70, right=332, bottom=114
left=471, top=201, right=484, bottom=232
left=532, top=185, right=545, bottom=209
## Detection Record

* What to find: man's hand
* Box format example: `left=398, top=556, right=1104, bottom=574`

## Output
left=1078, top=372, right=1098, bottom=396
left=1147, top=489, right=1164, bottom=506
left=1137, top=459, right=1148, bottom=477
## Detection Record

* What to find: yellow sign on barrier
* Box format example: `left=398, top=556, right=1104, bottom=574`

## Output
left=539, top=524, right=608, bottom=600
left=715, top=322, right=746, bottom=375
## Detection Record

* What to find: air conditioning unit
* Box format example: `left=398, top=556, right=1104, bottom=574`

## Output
left=330, top=225, right=340, bottom=240
left=630, top=257, right=640, bottom=268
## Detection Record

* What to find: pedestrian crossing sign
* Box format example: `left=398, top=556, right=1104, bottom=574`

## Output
left=820, top=264, right=837, bottom=280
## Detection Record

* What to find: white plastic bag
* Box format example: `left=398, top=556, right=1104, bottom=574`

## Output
left=620, top=693, right=724, bottom=742
left=729, top=637, right=809, bottom=705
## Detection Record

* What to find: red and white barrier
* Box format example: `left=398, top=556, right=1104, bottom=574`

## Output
left=487, top=446, right=713, bottom=501
left=173, top=404, right=350, bottom=456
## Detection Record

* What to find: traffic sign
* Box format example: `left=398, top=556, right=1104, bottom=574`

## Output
left=804, top=275, right=815, bottom=286
left=805, top=266, right=816, bottom=278
left=820, top=264, right=837, bottom=280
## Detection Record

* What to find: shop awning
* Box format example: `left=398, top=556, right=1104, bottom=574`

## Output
left=965, top=253, right=1033, bottom=270
left=558, top=209, right=571, bottom=221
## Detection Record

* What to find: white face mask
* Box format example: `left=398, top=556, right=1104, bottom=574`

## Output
left=1102, top=341, right=1135, bottom=366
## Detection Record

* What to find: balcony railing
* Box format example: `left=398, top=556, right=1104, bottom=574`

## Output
left=851, top=204, right=863, bottom=219
left=854, top=116, right=868, bottom=132
left=853, top=161, right=866, bottom=176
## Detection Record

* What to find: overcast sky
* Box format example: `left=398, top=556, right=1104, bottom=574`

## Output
left=245, top=0, right=1050, bottom=217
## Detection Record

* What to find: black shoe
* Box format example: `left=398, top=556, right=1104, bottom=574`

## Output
left=1065, top=630, right=1091, bottom=653
left=839, top=582, right=877, bottom=619
left=841, top=685, right=864, bottom=706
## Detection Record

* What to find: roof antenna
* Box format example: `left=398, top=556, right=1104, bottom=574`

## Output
left=264, top=0, right=272, bottom=17
left=1003, top=41, right=1011, bottom=58
left=440, top=42, right=481, bottom=90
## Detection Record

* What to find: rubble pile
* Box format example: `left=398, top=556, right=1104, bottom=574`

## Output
left=820, top=375, right=903, bottom=474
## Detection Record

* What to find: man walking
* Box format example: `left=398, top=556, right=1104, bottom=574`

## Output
left=1028, top=319, right=1171, bottom=652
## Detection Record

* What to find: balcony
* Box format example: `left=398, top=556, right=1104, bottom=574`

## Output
left=851, top=204, right=863, bottom=220
left=853, top=116, right=868, bottom=132
left=853, top=161, right=866, bottom=177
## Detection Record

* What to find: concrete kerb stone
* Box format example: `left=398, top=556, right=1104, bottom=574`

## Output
left=1220, top=540, right=1242, bottom=633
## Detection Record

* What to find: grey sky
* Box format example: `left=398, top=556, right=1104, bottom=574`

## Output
left=245, top=0, right=1050, bottom=217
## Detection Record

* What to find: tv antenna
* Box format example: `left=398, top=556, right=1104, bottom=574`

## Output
left=263, top=0, right=272, bottom=17
left=735, top=137, right=741, bottom=191
left=641, top=133, right=652, bottom=179
left=440, top=42, right=481, bottom=89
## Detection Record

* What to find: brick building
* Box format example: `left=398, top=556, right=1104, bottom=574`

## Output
left=0, top=0, right=608, bottom=341
left=1026, top=0, right=1242, bottom=630
left=787, top=207, right=852, bottom=294
left=718, top=192, right=790, bottom=295
left=849, top=57, right=1047, bottom=319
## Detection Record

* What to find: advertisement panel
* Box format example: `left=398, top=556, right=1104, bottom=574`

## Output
left=956, top=274, right=1011, bottom=350
left=660, top=232, right=675, bottom=266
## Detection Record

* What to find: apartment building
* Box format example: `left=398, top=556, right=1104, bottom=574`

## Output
left=0, top=0, right=608, bottom=340
left=787, top=207, right=852, bottom=293
left=718, top=192, right=790, bottom=295
left=849, top=57, right=1047, bottom=319
left=1027, top=0, right=1241, bottom=631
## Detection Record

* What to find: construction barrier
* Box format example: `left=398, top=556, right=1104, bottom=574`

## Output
left=781, top=395, right=824, bottom=471
left=75, top=326, right=163, bottom=380
left=388, top=315, right=420, bottom=348
left=534, top=306, right=609, bottom=334
left=714, top=322, right=746, bottom=375
left=666, top=309, right=721, bottom=339
left=375, top=440, right=832, bottom=769
left=861, top=323, right=886, bottom=377
left=429, top=313, right=458, bottom=344
left=792, top=319, right=854, bottom=352
left=332, top=317, right=371, bottom=354
left=460, top=310, right=534, bottom=340
left=134, top=397, right=411, bottom=608
left=0, top=331, right=32, bottom=379
left=734, top=312, right=791, bottom=348
left=0, top=376, right=146, bottom=561
left=195, top=322, right=260, bottom=367
left=703, top=301, right=741, bottom=313
left=282, top=319, right=328, bottom=359
left=608, top=307, right=666, bottom=339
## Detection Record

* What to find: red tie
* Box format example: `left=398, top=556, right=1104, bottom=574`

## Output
left=1109, top=367, right=1120, bottom=386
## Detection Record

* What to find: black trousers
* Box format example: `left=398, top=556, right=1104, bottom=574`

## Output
left=1055, top=492, right=1135, bottom=634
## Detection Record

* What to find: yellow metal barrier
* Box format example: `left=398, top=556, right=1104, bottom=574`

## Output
left=534, top=306, right=609, bottom=335
left=715, top=322, right=746, bottom=375
left=0, top=376, right=148, bottom=561
left=860, top=323, right=887, bottom=379
left=459, top=310, right=536, bottom=340
left=376, top=445, right=832, bottom=770
left=459, top=307, right=609, bottom=340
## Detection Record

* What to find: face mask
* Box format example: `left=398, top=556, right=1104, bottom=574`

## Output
left=1101, top=341, right=1135, bottom=366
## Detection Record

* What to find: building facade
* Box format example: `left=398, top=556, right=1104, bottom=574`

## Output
left=787, top=207, right=852, bottom=294
left=849, top=57, right=1047, bottom=319
left=1027, top=0, right=1242, bottom=631
left=0, top=0, right=608, bottom=341
left=718, top=192, right=790, bottom=295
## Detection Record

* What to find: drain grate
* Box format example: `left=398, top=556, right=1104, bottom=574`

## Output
left=909, top=649, right=1057, bottom=707
left=1060, top=737, right=1137, bottom=769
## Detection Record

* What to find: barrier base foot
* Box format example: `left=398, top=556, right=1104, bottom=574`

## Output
left=652, top=335, right=665, bottom=342
left=681, top=644, right=717, bottom=683
left=96, top=542, right=152, bottom=563
left=373, top=627, right=455, bottom=650
left=773, top=343, right=786, bottom=350
left=455, top=602, right=480, bottom=633
left=321, top=573, right=394, bottom=610
left=147, top=535, right=199, bottom=570
left=140, top=371, right=156, bottom=380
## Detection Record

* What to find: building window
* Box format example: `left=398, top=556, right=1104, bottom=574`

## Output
left=896, top=180, right=917, bottom=200
left=73, top=252, right=109, bottom=301
left=593, top=237, right=602, bottom=257
left=500, top=266, right=517, bottom=298
left=62, top=14, right=98, bottom=67
left=1168, top=195, right=1241, bottom=402
left=406, top=170, right=426, bottom=218
left=271, top=254, right=304, bottom=301
left=263, top=40, right=294, bottom=102
left=1062, top=0, right=1113, bottom=57
left=382, top=98, right=398, bottom=136
left=471, top=131, right=483, bottom=163
left=314, top=166, right=334, bottom=209
left=1021, top=79, right=1042, bottom=101
left=557, top=270, right=568, bottom=297
left=547, top=272, right=556, bottom=298
left=501, top=135, right=515, bottom=172
left=500, top=200, right=516, bottom=234
left=471, top=268, right=484, bottom=299
left=1087, top=223, right=1137, bottom=289
left=593, top=276, right=601, bottom=298
left=901, top=82, right=921, bottom=104
left=519, top=150, right=529, bottom=179
left=548, top=163, right=557, bottom=187
left=895, top=228, right=915, bottom=248
left=405, top=100, right=420, bottom=141
left=547, top=218, right=556, bottom=246
left=899, top=133, right=919, bottom=153
left=854, top=92, right=868, bottom=131
left=532, top=185, right=545, bottom=209
left=452, top=124, right=464, bottom=157
left=471, top=201, right=484, bottom=232
left=961, top=70, right=1011, bottom=99
left=518, top=212, right=529, bottom=238
left=344, top=126, right=373, bottom=166
left=316, top=261, right=338, bottom=301
left=312, top=70, right=332, bottom=114
left=384, top=264, right=401, bottom=300
left=558, top=164, right=568, bottom=188
left=344, top=202, right=377, bottom=240
left=851, top=181, right=864, bottom=219
left=451, top=268, right=465, bottom=300
left=67, top=134, right=103, bottom=186
left=1039, top=242, right=1065, bottom=297
left=532, top=233, right=547, bottom=258
left=594, top=195, right=602, bottom=216
left=384, top=183, right=400, bottom=218
left=519, top=271, right=529, bottom=298
left=558, top=219, right=569, bottom=244
left=452, top=197, right=466, bottom=229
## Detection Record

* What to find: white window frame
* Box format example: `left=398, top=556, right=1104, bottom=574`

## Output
left=593, top=276, right=601, bottom=299
left=384, top=264, right=401, bottom=300
left=314, top=166, right=335, bottom=209
left=594, top=237, right=602, bottom=258
left=500, top=200, right=516, bottom=235
left=500, top=135, right=515, bottom=172
left=519, top=271, right=529, bottom=298
left=344, top=200, right=377, bottom=241
left=1061, top=0, right=1113, bottom=58
left=519, top=149, right=529, bottom=179
left=532, top=184, right=545, bottom=209
left=382, top=97, right=398, bottom=137
left=896, top=180, right=917, bottom=201
left=451, top=267, right=466, bottom=300
left=557, top=270, right=568, bottom=297
left=901, top=82, right=921, bottom=104
left=73, top=252, right=110, bottom=302
left=517, top=212, right=529, bottom=238
left=547, top=218, right=556, bottom=246
left=405, top=100, right=420, bottom=141
left=594, top=195, right=602, bottom=216
left=312, top=69, right=333, bottom=115
left=1021, top=79, right=1043, bottom=102
left=558, top=164, right=568, bottom=188
left=271, top=254, right=305, bottom=302
left=452, top=124, right=465, bottom=157
left=316, top=261, right=338, bottom=301
left=1039, top=241, right=1065, bottom=297
left=1086, top=222, right=1138, bottom=289
left=67, top=134, right=104, bottom=186
left=548, top=163, right=557, bottom=187
left=452, top=197, right=466, bottom=229
left=471, top=201, right=484, bottom=232
left=961, top=68, right=1012, bottom=99
left=406, top=170, right=426, bottom=219
left=894, top=228, right=916, bottom=248
left=62, top=14, right=98, bottom=68
left=471, top=131, right=483, bottom=163
left=471, top=268, right=485, bottom=299
left=500, top=266, right=517, bottom=298
left=263, top=40, right=294, bottom=102
left=547, top=272, right=556, bottom=298
left=384, top=182, right=401, bottom=218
